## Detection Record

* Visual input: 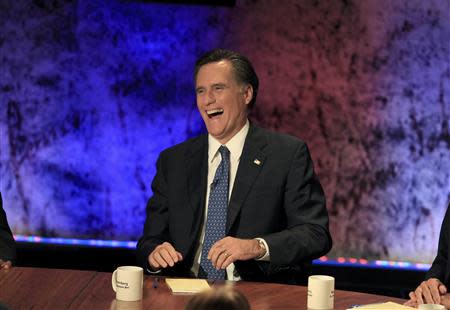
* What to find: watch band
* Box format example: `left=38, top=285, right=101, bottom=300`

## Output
left=256, top=239, right=267, bottom=259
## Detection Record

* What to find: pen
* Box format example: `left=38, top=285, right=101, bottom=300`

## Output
left=153, top=277, right=159, bottom=289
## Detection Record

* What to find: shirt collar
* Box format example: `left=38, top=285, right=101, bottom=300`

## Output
left=208, top=119, right=250, bottom=163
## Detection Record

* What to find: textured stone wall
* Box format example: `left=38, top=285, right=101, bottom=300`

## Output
left=224, top=0, right=450, bottom=263
left=1, top=0, right=449, bottom=263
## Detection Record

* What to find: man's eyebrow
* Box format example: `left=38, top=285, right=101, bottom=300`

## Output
left=196, top=83, right=227, bottom=91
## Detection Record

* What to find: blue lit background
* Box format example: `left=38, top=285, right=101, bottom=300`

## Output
left=1, top=0, right=229, bottom=239
left=1, top=0, right=449, bottom=269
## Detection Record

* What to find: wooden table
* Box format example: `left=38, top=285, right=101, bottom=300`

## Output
left=0, top=267, right=406, bottom=309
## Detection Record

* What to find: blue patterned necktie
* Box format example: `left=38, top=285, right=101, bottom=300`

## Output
left=200, top=145, right=230, bottom=280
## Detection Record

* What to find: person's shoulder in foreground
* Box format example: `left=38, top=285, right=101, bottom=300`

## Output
left=0, top=192, right=17, bottom=269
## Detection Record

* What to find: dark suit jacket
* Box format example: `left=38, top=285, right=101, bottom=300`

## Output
left=426, top=203, right=450, bottom=285
left=137, top=124, right=332, bottom=284
left=0, top=193, right=16, bottom=263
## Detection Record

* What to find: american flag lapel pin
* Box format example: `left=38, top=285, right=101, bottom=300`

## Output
left=253, top=159, right=261, bottom=166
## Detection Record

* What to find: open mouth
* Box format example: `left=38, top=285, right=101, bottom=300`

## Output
left=206, top=108, right=224, bottom=118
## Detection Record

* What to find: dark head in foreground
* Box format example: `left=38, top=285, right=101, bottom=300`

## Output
left=185, top=287, right=250, bottom=310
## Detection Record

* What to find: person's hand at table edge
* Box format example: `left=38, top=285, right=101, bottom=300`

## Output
left=148, top=242, right=183, bottom=271
left=406, top=278, right=447, bottom=305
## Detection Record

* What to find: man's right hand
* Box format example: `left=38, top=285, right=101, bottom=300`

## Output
left=408, top=278, right=447, bottom=304
left=148, top=242, right=183, bottom=271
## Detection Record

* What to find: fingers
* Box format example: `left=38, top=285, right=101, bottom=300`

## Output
left=148, top=242, right=183, bottom=270
left=420, top=281, right=434, bottom=304
left=404, top=295, right=417, bottom=308
left=219, top=252, right=234, bottom=269
left=439, top=283, right=447, bottom=295
left=415, top=278, right=444, bottom=304
left=408, top=291, right=417, bottom=303
left=208, top=242, right=228, bottom=269
left=427, top=278, right=443, bottom=304
left=215, top=251, right=233, bottom=270
left=207, top=237, right=263, bottom=270
left=208, top=237, right=236, bottom=270
left=415, top=285, right=424, bottom=304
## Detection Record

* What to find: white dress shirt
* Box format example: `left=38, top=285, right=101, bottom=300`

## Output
left=192, top=120, right=270, bottom=280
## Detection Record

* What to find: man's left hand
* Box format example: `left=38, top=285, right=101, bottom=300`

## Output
left=208, top=237, right=264, bottom=270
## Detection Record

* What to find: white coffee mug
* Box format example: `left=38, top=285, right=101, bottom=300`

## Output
left=110, top=299, right=143, bottom=310
left=307, top=275, right=335, bottom=310
left=111, top=266, right=143, bottom=301
left=418, top=305, right=446, bottom=310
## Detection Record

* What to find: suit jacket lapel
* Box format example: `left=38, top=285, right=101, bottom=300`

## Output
left=186, top=135, right=208, bottom=222
left=227, top=125, right=267, bottom=232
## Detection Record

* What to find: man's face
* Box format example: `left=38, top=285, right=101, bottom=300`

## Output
left=195, top=60, right=253, bottom=144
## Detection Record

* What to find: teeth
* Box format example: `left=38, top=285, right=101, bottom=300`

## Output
left=206, top=108, right=224, bottom=115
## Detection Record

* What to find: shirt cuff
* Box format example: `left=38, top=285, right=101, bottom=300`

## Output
left=255, top=238, right=270, bottom=261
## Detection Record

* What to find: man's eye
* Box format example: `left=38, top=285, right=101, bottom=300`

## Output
left=214, top=86, right=224, bottom=91
left=196, top=89, right=205, bottom=95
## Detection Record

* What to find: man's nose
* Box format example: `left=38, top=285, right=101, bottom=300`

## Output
left=206, top=90, right=215, bottom=104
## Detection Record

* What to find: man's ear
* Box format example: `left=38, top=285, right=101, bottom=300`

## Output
left=243, top=85, right=253, bottom=106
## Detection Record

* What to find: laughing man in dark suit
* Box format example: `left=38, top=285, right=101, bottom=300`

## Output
left=137, top=49, right=332, bottom=284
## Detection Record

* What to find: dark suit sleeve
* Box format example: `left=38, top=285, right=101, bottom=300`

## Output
left=425, top=204, right=450, bottom=283
left=0, top=194, right=17, bottom=263
left=136, top=153, right=170, bottom=270
left=264, top=143, right=331, bottom=266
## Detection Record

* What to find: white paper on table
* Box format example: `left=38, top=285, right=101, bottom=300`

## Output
left=347, top=301, right=416, bottom=309
left=165, top=278, right=210, bottom=294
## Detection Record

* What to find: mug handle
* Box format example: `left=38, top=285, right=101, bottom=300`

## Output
left=111, top=269, right=117, bottom=292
